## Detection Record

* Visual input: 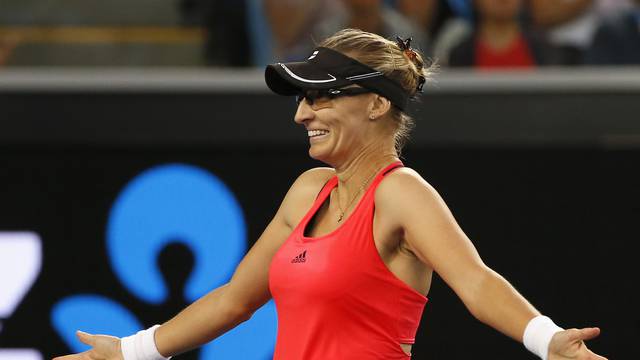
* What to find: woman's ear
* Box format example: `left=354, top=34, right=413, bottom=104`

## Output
left=368, top=94, right=392, bottom=120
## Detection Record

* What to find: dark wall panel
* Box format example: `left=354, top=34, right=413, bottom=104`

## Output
left=2, top=90, right=640, bottom=147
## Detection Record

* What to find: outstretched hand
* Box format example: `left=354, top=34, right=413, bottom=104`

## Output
left=548, top=327, right=607, bottom=360
left=52, top=330, right=123, bottom=360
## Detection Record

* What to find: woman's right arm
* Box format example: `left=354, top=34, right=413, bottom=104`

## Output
left=53, top=167, right=333, bottom=360
left=155, top=167, right=334, bottom=357
left=154, top=213, right=283, bottom=356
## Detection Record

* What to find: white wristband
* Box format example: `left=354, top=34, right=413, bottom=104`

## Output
left=523, top=315, right=564, bottom=360
left=121, top=325, right=171, bottom=360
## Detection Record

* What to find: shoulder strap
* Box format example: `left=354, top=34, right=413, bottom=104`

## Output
left=381, top=162, right=404, bottom=177
left=314, top=175, right=336, bottom=201
left=364, top=161, right=404, bottom=196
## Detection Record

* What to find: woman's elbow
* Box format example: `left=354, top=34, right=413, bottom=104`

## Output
left=227, top=303, right=256, bottom=325
left=237, top=304, right=260, bottom=324
left=220, top=293, right=266, bottom=326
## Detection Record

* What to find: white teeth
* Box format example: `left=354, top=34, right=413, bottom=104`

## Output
left=307, top=130, right=330, bottom=137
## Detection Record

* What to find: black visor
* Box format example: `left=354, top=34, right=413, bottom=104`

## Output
left=265, top=47, right=410, bottom=111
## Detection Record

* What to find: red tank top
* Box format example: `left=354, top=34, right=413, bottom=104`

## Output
left=268, top=161, right=428, bottom=359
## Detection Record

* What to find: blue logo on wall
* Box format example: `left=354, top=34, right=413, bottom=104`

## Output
left=51, top=163, right=277, bottom=359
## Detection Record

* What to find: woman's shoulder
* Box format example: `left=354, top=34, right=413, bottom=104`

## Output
left=280, top=167, right=335, bottom=226
left=382, top=166, right=425, bottom=183
left=284, top=167, right=335, bottom=202
left=295, top=167, right=335, bottom=189
left=375, top=166, right=439, bottom=207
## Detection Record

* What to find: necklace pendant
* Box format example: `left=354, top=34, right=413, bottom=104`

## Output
left=337, top=213, right=344, bottom=222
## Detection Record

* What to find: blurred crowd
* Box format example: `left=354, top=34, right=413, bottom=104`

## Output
left=196, top=0, right=640, bottom=68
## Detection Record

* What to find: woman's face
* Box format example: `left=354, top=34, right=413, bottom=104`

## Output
left=293, top=88, right=387, bottom=166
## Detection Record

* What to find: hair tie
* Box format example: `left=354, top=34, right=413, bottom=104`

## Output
left=395, top=36, right=417, bottom=62
left=395, top=36, right=426, bottom=94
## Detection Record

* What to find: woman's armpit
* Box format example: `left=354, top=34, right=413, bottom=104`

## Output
left=399, top=342, right=412, bottom=356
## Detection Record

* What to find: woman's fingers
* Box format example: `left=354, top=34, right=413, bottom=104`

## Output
left=51, top=331, right=121, bottom=360
left=76, top=330, right=96, bottom=347
left=568, top=327, right=601, bottom=343
left=564, top=328, right=607, bottom=360
left=581, top=327, right=601, bottom=341
left=51, top=332, right=96, bottom=360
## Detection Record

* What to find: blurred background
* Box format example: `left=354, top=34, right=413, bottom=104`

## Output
left=0, top=0, right=639, bottom=359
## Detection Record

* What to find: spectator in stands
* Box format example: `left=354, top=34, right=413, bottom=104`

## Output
left=529, top=0, right=633, bottom=65
left=394, top=0, right=439, bottom=56
left=585, top=0, right=640, bottom=65
left=396, top=0, right=473, bottom=64
left=265, top=0, right=426, bottom=62
left=264, top=0, right=343, bottom=62
left=449, top=0, right=556, bottom=68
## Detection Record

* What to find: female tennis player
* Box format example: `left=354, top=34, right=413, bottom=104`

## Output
left=53, top=28, right=607, bottom=360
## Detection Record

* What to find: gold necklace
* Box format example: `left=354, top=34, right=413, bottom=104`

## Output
left=336, top=170, right=377, bottom=222
left=335, top=155, right=398, bottom=222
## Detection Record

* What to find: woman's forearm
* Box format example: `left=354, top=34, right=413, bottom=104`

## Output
left=154, top=283, right=252, bottom=357
left=466, top=269, right=541, bottom=342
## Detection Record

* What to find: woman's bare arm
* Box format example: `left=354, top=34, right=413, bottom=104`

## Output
left=377, top=168, right=538, bottom=341
left=377, top=168, right=607, bottom=359
left=154, top=212, right=286, bottom=357
left=53, top=168, right=334, bottom=360
left=154, top=167, right=334, bottom=357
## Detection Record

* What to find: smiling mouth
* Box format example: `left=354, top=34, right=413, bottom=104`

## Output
left=308, top=129, right=330, bottom=138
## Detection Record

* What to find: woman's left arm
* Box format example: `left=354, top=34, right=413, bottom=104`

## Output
left=377, top=169, right=607, bottom=360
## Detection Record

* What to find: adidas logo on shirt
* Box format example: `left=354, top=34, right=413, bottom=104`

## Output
left=291, top=250, right=307, bottom=263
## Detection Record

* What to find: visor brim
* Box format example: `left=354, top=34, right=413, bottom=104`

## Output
left=265, top=62, right=351, bottom=95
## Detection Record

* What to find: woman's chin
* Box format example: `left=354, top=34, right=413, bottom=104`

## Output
left=308, top=146, right=331, bottom=163
left=308, top=149, right=325, bottom=161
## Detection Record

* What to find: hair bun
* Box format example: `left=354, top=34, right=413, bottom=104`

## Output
left=395, top=36, right=426, bottom=94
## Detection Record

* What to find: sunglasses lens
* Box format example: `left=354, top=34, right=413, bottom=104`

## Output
left=296, top=90, right=320, bottom=105
left=296, top=88, right=363, bottom=109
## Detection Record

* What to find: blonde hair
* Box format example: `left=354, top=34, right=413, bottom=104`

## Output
left=318, top=28, right=434, bottom=155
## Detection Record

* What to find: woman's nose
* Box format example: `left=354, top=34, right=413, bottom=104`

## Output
left=294, top=99, right=315, bottom=125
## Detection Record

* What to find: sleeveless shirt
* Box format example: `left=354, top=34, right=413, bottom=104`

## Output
left=268, top=161, right=428, bottom=359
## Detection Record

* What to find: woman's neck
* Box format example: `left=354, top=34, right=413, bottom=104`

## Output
left=332, top=143, right=399, bottom=209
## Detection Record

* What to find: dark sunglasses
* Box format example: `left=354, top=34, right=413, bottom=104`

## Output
left=295, top=87, right=373, bottom=107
